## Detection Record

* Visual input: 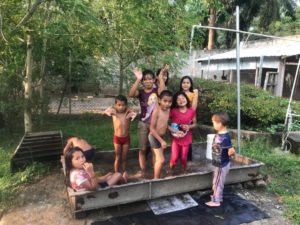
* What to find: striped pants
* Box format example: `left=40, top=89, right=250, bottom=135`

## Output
left=211, top=162, right=230, bottom=203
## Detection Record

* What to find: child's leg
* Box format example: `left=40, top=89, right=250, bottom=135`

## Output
left=187, top=144, right=193, bottom=161
left=106, top=172, right=123, bottom=186
left=138, top=121, right=150, bottom=174
left=180, top=144, right=190, bottom=171
left=212, top=163, right=230, bottom=202
left=113, top=143, right=122, bottom=172
left=152, top=148, right=165, bottom=179
left=170, top=141, right=180, bottom=168
left=121, top=144, right=129, bottom=172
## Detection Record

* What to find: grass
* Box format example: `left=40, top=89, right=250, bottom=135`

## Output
left=0, top=115, right=300, bottom=224
left=241, top=139, right=300, bottom=225
left=0, top=130, right=50, bottom=212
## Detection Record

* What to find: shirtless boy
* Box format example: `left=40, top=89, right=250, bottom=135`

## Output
left=101, top=95, right=137, bottom=180
left=63, top=137, right=95, bottom=162
left=148, top=90, right=173, bottom=179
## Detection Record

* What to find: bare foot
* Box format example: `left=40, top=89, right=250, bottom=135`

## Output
left=131, top=170, right=145, bottom=179
left=122, top=171, right=128, bottom=183
left=205, top=201, right=221, bottom=207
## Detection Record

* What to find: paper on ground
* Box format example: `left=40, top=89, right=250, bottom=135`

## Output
left=147, top=193, right=198, bottom=215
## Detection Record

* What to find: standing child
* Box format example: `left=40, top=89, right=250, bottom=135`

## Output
left=128, top=68, right=166, bottom=176
left=179, top=76, right=199, bottom=162
left=65, top=147, right=123, bottom=191
left=205, top=112, right=235, bottom=207
left=63, top=137, right=95, bottom=162
left=169, top=91, right=197, bottom=174
left=148, top=90, right=173, bottom=179
left=101, top=95, right=137, bottom=180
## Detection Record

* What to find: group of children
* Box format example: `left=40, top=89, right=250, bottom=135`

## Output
left=64, top=66, right=235, bottom=207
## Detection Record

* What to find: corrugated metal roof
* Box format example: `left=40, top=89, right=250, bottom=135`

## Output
left=196, top=43, right=300, bottom=61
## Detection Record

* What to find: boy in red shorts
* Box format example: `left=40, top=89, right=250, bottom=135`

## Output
left=101, top=95, right=137, bottom=181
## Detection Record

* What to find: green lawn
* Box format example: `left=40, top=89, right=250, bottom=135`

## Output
left=241, top=139, right=300, bottom=224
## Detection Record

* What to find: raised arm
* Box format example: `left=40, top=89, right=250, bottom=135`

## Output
left=100, top=107, right=116, bottom=117
left=63, top=138, right=73, bottom=155
left=157, top=65, right=168, bottom=94
left=191, top=89, right=199, bottom=110
left=125, top=108, right=137, bottom=121
left=129, top=68, right=142, bottom=97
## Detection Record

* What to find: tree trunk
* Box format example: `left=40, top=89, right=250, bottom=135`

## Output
left=39, top=1, right=52, bottom=124
left=118, top=58, right=124, bottom=95
left=24, top=33, right=33, bottom=132
left=207, top=8, right=216, bottom=50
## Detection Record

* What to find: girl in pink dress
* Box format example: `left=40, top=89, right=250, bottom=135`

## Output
left=169, top=91, right=197, bottom=173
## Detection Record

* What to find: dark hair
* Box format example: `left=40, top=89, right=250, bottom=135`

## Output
left=115, top=95, right=128, bottom=105
left=212, top=112, right=230, bottom=126
left=159, top=90, right=172, bottom=99
left=142, top=69, right=155, bottom=81
left=171, top=91, right=191, bottom=109
left=65, top=146, right=85, bottom=187
left=179, top=76, right=194, bottom=92
left=156, top=68, right=169, bottom=86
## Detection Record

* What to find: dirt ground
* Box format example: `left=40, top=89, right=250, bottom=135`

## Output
left=0, top=168, right=293, bottom=225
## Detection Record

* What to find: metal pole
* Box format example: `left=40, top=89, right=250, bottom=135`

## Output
left=236, top=6, right=241, bottom=154
left=192, top=25, right=300, bottom=43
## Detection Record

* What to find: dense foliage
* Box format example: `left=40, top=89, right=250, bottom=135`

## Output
left=169, top=78, right=300, bottom=131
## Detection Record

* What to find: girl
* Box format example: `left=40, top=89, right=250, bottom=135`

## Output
left=169, top=91, right=197, bottom=173
left=179, top=76, right=198, bottom=110
left=179, top=76, right=199, bottom=162
left=65, top=147, right=123, bottom=191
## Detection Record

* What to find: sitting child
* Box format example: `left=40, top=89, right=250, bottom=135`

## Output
left=65, top=147, right=123, bottom=191
left=63, top=137, right=95, bottom=162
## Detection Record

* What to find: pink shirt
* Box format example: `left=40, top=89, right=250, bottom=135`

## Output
left=170, top=108, right=196, bottom=145
left=70, top=169, right=90, bottom=191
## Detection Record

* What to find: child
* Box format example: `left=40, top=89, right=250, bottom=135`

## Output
left=169, top=91, right=197, bottom=174
left=128, top=68, right=166, bottom=176
left=65, top=147, right=123, bottom=191
left=179, top=76, right=199, bottom=162
left=148, top=90, right=173, bottom=179
left=205, top=112, right=235, bottom=207
left=63, top=137, right=95, bottom=162
left=101, top=95, right=137, bottom=179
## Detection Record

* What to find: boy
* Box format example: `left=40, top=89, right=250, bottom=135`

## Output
left=128, top=67, right=166, bottom=177
left=101, top=95, right=137, bottom=180
left=205, top=112, right=235, bottom=207
left=63, top=137, right=95, bottom=162
left=148, top=90, right=173, bottom=179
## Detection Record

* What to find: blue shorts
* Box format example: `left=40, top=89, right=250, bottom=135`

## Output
left=148, top=134, right=161, bottom=149
left=99, top=182, right=108, bottom=188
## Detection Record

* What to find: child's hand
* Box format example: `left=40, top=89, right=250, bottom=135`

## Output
left=228, top=148, right=235, bottom=157
left=181, top=124, right=190, bottom=131
left=83, top=162, right=95, bottom=176
left=103, top=107, right=116, bottom=116
left=133, top=68, right=143, bottom=80
left=177, top=130, right=185, bottom=137
left=193, top=89, right=198, bottom=95
left=126, top=111, right=137, bottom=121
left=160, top=140, right=167, bottom=149
left=161, top=64, right=169, bottom=74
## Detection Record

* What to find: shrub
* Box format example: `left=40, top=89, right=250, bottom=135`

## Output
left=169, top=77, right=300, bottom=131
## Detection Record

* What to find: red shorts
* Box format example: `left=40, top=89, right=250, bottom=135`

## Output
left=113, top=135, right=130, bottom=145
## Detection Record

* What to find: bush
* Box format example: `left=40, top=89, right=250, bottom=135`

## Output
left=169, top=77, right=300, bottom=131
